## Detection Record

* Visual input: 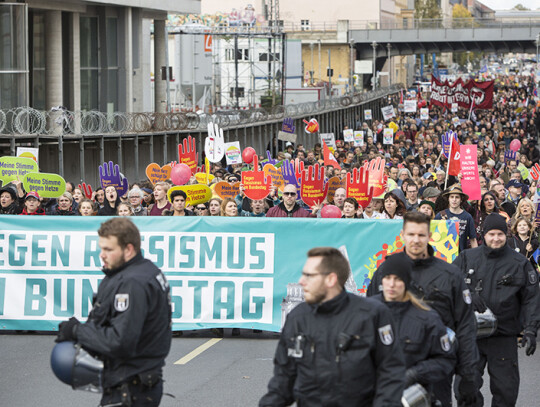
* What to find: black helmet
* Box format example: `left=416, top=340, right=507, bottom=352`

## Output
left=50, top=341, right=104, bottom=393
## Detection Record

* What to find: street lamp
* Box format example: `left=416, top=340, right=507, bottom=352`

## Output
left=536, top=33, right=540, bottom=78
left=372, top=41, right=378, bottom=90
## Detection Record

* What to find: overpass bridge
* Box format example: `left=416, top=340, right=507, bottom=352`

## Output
left=350, top=18, right=540, bottom=60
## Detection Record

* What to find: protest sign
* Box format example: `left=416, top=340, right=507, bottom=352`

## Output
left=241, top=156, right=272, bottom=200
left=282, top=117, right=295, bottom=133
left=277, top=131, right=297, bottom=143
left=460, top=145, right=481, bottom=201
left=388, top=122, right=399, bottom=134
left=346, top=167, right=374, bottom=208
left=451, top=103, right=458, bottom=113
left=353, top=131, right=364, bottom=147
left=383, top=128, right=394, bottom=145
left=303, top=118, right=319, bottom=134
left=0, top=217, right=459, bottom=331
left=364, top=109, right=372, bottom=120
left=420, top=108, right=429, bottom=120
left=22, top=173, right=66, bottom=198
left=99, top=161, right=129, bottom=196
left=146, top=163, right=172, bottom=185
left=300, top=163, right=328, bottom=206
left=16, top=147, right=39, bottom=164
left=224, top=142, right=242, bottom=165
left=213, top=181, right=240, bottom=200
left=194, top=172, right=215, bottom=185
left=381, top=105, right=396, bottom=121
left=178, top=135, right=198, bottom=174
left=0, top=156, right=39, bottom=184
left=363, top=157, right=387, bottom=198
left=327, top=176, right=345, bottom=203
left=168, top=184, right=212, bottom=206
left=452, top=117, right=460, bottom=126
left=263, top=163, right=285, bottom=191
left=343, top=129, right=354, bottom=142
left=320, top=133, right=336, bottom=149
left=430, top=77, right=494, bottom=110
left=205, top=123, right=225, bottom=163
left=404, top=100, right=417, bottom=113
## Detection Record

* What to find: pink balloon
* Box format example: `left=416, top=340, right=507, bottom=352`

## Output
left=170, top=164, right=191, bottom=185
left=509, top=139, right=521, bottom=152
left=321, top=204, right=342, bottom=218
left=242, top=147, right=256, bottom=164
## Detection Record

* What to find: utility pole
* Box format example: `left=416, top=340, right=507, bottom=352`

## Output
left=349, top=39, right=355, bottom=93
left=328, top=49, right=332, bottom=97
left=371, top=41, right=378, bottom=90
left=387, top=43, right=392, bottom=86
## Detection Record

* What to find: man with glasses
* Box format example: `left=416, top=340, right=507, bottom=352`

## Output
left=405, top=182, right=420, bottom=211
left=260, top=247, right=405, bottom=406
left=266, top=185, right=312, bottom=218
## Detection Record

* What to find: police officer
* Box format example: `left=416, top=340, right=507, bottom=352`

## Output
left=367, top=212, right=478, bottom=407
left=260, top=247, right=406, bottom=407
left=453, top=213, right=540, bottom=407
left=373, top=254, right=456, bottom=400
left=56, top=218, right=172, bottom=407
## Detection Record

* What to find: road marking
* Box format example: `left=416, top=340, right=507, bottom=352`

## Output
left=174, top=338, right=222, bottom=365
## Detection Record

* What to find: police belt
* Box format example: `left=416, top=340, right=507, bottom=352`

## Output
left=104, top=370, right=162, bottom=393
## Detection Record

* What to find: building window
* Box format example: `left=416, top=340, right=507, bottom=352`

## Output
left=31, top=12, right=46, bottom=110
left=301, top=20, right=310, bottom=31
left=259, top=52, right=281, bottom=62
left=229, top=87, right=245, bottom=98
left=105, top=17, right=119, bottom=112
left=225, top=48, right=249, bottom=61
left=80, top=16, right=99, bottom=111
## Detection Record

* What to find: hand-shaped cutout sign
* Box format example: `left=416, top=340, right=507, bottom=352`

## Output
left=205, top=123, right=225, bottom=163
left=178, top=135, right=198, bottom=174
left=78, top=182, right=93, bottom=199
left=241, top=156, right=272, bottom=200
left=300, top=163, right=329, bottom=206
left=99, top=161, right=129, bottom=196
left=363, top=157, right=387, bottom=198
left=346, top=167, right=374, bottom=208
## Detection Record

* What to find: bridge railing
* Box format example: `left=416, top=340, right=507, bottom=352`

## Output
left=284, top=18, right=540, bottom=32
left=0, top=84, right=403, bottom=137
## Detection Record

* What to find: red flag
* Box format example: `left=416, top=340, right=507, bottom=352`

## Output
left=448, top=137, right=461, bottom=176
left=323, top=141, right=341, bottom=170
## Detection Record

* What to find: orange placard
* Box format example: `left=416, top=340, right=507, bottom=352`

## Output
left=146, top=163, right=172, bottom=185
left=213, top=181, right=240, bottom=200
left=263, top=163, right=285, bottom=191
left=326, top=176, right=345, bottom=203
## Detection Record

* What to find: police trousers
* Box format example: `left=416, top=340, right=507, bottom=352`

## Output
left=474, top=336, right=519, bottom=407
left=99, top=378, right=163, bottom=407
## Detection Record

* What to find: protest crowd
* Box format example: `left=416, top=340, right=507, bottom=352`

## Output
left=5, top=71, right=540, bottom=407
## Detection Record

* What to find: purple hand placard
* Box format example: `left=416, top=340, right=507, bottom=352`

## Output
left=282, top=117, right=295, bottom=134
left=504, top=150, right=517, bottom=163
left=99, top=161, right=129, bottom=196
left=441, top=131, right=458, bottom=158
left=282, top=159, right=299, bottom=188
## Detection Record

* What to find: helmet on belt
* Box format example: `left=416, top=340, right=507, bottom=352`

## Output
left=401, top=383, right=431, bottom=407
left=50, top=341, right=104, bottom=393
left=475, top=308, right=498, bottom=338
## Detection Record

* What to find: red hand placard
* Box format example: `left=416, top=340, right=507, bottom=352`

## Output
left=363, top=157, right=387, bottom=198
left=530, top=163, right=540, bottom=181
left=300, top=163, right=329, bottom=207
left=294, top=158, right=305, bottom=185
left=178, top=135, right=198, bottom=175
left=78, top=182, right=93, bottom=199
left=346, top=167, right=374, bottom=208
left=241, top=155, right=272, bottom=200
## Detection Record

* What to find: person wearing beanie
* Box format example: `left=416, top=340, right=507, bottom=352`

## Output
left=368, top=211, right=478, bottom=407
left=0, top=181, right=24, bottom=214
left=453, top=212, right=540, bottom=406
left=417, top=200, right=435, bottom=219
left=372, top=253, right=455, bottom=400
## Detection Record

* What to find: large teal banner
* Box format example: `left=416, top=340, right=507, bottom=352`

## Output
left=0, top=216, right=459, bottom=332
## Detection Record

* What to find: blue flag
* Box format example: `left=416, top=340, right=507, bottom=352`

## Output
left=532, top=248, right=540, bottom=264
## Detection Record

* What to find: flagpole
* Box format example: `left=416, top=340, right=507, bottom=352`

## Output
left=444, top=136, right=452, bottom=191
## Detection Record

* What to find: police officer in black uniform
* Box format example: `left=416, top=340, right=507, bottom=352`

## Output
left=260, top=247, right=406, bottom=407
left=373, top=254, right=456, bottom=399
left=453, top=213, right=540, bottom=407
left=367, top=212, right=478, bottom=407
left=56, top=218, right=172, bottom=407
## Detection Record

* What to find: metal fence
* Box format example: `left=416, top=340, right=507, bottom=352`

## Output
left=0, top=85, right=403, bottom=186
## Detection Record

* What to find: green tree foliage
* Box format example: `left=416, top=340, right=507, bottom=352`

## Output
left=415, top=0, right=442, bottom=20
left=512, top=4, right=530, bottom=10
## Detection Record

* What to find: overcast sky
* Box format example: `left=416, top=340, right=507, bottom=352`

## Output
left=480, top=0, right=540, bottom=10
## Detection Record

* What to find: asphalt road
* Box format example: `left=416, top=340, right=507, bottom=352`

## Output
left=1, top=330, right=539, bottom=406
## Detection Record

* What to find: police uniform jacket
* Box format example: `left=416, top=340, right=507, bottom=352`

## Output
left=76, top=253, right=172, bottom=388
left=373, top=295, right=456, bottom=386
left=259, top=290, right=406, bottom=407
left=367, top=248, right=478, bottom=381
left=454, top=244, right=540, bottom=336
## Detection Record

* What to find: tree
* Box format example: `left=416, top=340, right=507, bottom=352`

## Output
left=415, top=0, right=441, bottom=20
left=512, top=4, right=530, bottom=10
left=452, top=5, right=482, bottom=68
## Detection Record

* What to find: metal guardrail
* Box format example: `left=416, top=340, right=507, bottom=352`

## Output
left=283, top=17, right=540, bottom=32
left=0, top=84, right=403, bottom=136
